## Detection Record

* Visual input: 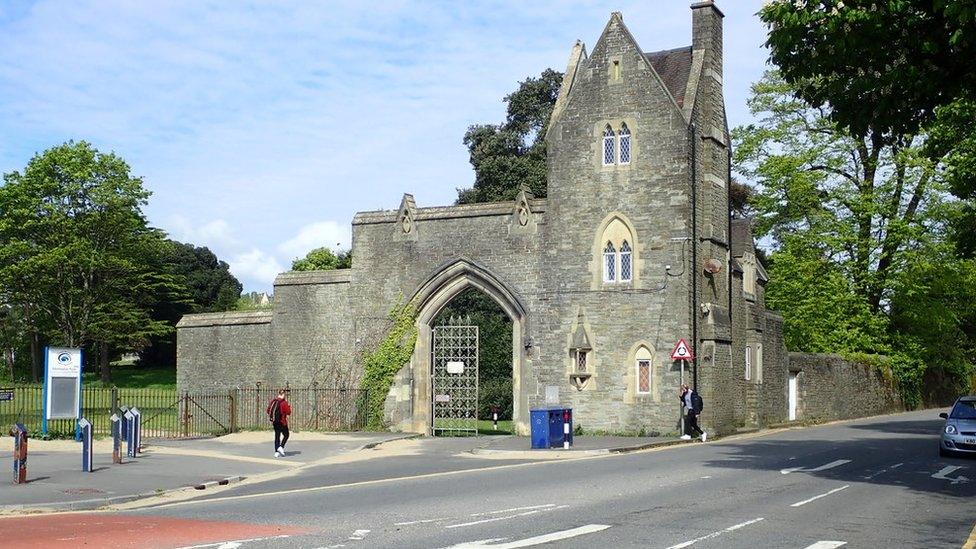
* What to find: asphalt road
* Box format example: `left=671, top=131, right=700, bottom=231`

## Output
left=8, top=409, right=976, bottom=548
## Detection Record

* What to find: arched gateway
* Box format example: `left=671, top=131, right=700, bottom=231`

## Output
left=177, top=3, right=791, bottom=437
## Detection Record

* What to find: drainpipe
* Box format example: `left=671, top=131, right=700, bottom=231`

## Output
left=690, top=123, right=699, bottom=390
left=727, top=132, right=733, bottom=329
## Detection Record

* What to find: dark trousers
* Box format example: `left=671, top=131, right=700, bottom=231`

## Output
left=273, top=422, right=289, bottom=450
left=685, top=411, right=703, bottom=436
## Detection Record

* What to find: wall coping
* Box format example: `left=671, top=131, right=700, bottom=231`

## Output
left=274, top=269, right=352, bottom=286
left=177, top=311, right=273, bottom=328
left=352, top=198, right=547, bottom=225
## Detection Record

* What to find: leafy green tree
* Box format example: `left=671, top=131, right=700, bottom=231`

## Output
left=291, top=247, right=352, bottom=271
left=139, top=239, right=241, bottom=367
left=456, top=69, right=562, bottom=203
left=0, top=141, right=176, bottom=381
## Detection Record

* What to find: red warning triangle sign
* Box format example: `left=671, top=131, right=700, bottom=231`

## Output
left=670, top=339, right=694, bottom=360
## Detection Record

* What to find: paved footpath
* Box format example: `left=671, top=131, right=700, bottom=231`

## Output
left=4, top=410, right=975, bottom=548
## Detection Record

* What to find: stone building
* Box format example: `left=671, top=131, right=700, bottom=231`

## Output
left=178, top=2, right=895, bottom=435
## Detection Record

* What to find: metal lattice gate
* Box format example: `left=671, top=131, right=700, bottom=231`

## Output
left=431, top=322, right=479, bottom=436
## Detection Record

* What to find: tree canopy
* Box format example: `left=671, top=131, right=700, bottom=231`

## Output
left=456, top=69, right=562, bottom=204
left=291, top=247, right=352, bottom=271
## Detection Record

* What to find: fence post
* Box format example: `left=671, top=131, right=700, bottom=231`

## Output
left=255, top=383, right=262, bottom=427
left=182, top=393, right=190, bottom=438
left=110, top=387, right=119, bottom=419
left=229, top=389, right=238, bottom=433
left=313, top=383, right=320, bottom=431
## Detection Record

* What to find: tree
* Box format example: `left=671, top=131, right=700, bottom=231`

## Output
left=291, top=247, right=352, bottom=271
left=139, top=239, right=242, bottom=367
left=0, top=141, right=176, bottom=381
left=456, top=69, right=562, bottom=204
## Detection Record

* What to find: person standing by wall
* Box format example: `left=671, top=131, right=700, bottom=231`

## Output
left=267, top=389, right=292, bottom=457
left=679, top=384, right=706, bottom=442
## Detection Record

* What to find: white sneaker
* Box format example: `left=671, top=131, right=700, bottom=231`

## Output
left=277, top=446, right=285, bottom=455
left=701, top=432, right=707, bottom=442
left=680, top=434, right=692, bottom=440
left=274, top=451, right=281, bottom=458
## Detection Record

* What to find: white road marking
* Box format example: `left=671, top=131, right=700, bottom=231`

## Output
left=803, top=542, right=847, bottom=549
left=700, top=475, right=712, bottom=479
left=781, top=459, right=851, bottom=475
left=348, top=529, right=370, bottom=540
left=445, top=506, right=568, bottom=529
left=790, top=485, right=850, bottom=507
left=932, top=465, right=970, bottom=484
left=444, top=524, right=611, bottom=548
left=395, top=518, right=450, bottom=526
left=470, top=504, right=557, bottom=516
left=862, top=462, right=903, bottom=480
left=176, top=536, right=291, bottom=549
left=665, top=518, right=765, bottom=549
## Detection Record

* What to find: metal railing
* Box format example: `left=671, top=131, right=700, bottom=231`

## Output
left=0, top=385, right=368, bottom=439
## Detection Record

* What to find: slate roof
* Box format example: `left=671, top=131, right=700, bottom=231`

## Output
left=645, top=46, right=693, bottom=107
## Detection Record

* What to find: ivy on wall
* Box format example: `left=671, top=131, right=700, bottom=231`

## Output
left=359, top=299, right=417, bottom=430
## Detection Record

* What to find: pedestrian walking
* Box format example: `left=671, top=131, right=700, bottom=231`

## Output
left=267, top=389, right=292, bottom=457
left=679, top=384, right=706, bottom=442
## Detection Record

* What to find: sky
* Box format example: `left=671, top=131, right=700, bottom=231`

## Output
left=0, top=0, right=770, bottom=292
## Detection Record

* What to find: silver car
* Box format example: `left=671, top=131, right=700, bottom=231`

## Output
left=940, top=396, right=976, bottom=457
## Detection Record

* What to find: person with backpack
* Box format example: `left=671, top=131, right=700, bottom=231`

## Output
left=267, top=389, right=292, bottom=457
left=679, top=384, right=706, bottom=442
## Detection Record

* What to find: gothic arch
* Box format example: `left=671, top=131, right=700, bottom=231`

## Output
left=406, top=259, right=529, bottom=435
left=591, top=212, right=642, bottom=288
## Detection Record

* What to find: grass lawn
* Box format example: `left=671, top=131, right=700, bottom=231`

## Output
left=82, top=363, right=176, bottom=389
left=477, top=419, right=513, bottom=435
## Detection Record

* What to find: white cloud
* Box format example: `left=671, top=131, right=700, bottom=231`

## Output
left=278, top=220, right=351, bottom=260
left=229, top=248, right=285, bottom=287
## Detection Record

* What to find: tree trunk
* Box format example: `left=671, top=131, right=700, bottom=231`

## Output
left=30, top=332, right=42, bottom=383
left=99, top=341, right=111, bottom=383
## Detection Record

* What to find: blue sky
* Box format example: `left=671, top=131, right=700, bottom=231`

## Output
left=0, top=0, right=769, bottom=292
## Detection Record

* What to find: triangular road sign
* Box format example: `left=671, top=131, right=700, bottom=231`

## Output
left=670, top=339, right=694, bottom=360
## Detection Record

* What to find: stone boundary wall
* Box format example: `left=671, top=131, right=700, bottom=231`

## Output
left=176, top=311, right=273, bottom=391
left=788, top=352, right=903, bottom=422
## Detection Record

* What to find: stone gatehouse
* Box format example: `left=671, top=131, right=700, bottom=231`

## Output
left=178, top=2, right=795, bottom=436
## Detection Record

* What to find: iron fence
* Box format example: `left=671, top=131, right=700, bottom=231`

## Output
left=0, top=385, right=367, bottom=439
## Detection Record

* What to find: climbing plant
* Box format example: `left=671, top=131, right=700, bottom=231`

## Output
left=359, top=299, right=417, bottom=429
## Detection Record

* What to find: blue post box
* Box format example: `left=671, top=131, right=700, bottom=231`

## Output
left=530, top=408, right=573, bottom=449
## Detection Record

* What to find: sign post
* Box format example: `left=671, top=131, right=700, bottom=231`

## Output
left=670, top=339, right=695, bottom=437
left=130, top=407, right=141, bottom=456
left=42, top=347, right=83, bottom=437
left=124, top=410, right=136, bottom=458
left=110, top=413, right=123, bottom=464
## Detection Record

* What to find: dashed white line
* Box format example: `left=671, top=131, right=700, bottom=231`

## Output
left=445, top=506, right=568, bottom=529
left=470, top=504, right=557, bottom=517
left=176, top=536, right=291, bottom=549
left=395, top=518, right=450, bottom=526
left=444, top=524, right=611, bottom=548
left=348, top=530, right=370, bottom=540
left=790, top=485, right=850, bottom=507
left=665, top=517, right=765, bottom=549
left=862, top=462, right=903, bottom=480
left=803, top=542, right=847, bottom=549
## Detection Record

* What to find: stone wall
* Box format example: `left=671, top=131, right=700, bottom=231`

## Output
left=176, top=312, right=273, bottom=392
left=788, top=352, right=903, bottom=422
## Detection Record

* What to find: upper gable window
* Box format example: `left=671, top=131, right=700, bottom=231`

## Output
left=603, top=126, right=616, bottom=166
left=597, top=217, right=636, bottom=285
left=619, top=124, right=631, bottom=164
left=612, top=59, right=621, bottom=80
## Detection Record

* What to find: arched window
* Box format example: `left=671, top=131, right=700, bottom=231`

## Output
left=635, top=346, right=653, bottom=395
left=602, top=125, right=616, bottom=166
left=603, top=242, right=616, bottom=282
left=619, top=124, right=631, bottom=164
left=620, top=240, right=632, bottom=282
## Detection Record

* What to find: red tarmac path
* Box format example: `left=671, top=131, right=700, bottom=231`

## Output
left=0, top=513, right=308, bottom=548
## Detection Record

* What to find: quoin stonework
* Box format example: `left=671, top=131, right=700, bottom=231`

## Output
left=177, top=2, right=902, bottom=436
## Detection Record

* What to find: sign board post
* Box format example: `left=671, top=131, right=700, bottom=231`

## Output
left=670, top=339, right=696, bottom=437
left=124, top=410, right=136, bottom=458
left=79, top=418, right=93, bottom=472
left=130, top=407, right=142, bottom=456
left=42, top=347, right=83, bottom=437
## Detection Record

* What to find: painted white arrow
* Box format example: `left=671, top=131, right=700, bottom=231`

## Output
left=781, top=459, right=852, bottom=475
left=443, top=524, right=611, bottom=548
left=932, top=465, right=970, bottom=485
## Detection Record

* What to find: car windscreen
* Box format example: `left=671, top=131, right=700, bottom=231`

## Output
left=950, top=400, right=976, bottom=419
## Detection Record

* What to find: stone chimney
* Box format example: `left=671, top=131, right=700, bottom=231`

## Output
left=691, top=1, right=724, bottom=77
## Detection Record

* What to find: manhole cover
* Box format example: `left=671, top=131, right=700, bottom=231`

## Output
left=63, top=488, right=105, bottom=495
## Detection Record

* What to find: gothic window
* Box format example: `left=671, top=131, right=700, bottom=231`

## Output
left=637, top=359, right=651, bottom=394
left=603, top=125, right=616, bottom=166
left=603, top=242, right=616, bottom=282
left=619, top=124, right=631, bottom=164
left=576, top=350, right=588, bottom=373
left=745, top=345, right=752, bottom=381
left=620, top=240, right=632, bottom=282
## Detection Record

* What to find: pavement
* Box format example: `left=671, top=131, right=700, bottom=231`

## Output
left=5, top=411, right=975, bottom=547
left=0, top=431, right=410, bottom=513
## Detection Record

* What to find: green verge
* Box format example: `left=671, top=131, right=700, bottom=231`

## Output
left=359, top=299, right=417, bottom=430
